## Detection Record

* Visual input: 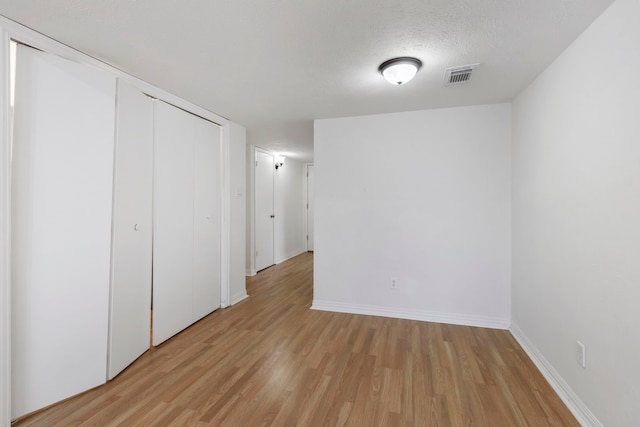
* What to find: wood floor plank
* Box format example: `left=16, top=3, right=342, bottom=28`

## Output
left=14, top=252, right=579, bottom=426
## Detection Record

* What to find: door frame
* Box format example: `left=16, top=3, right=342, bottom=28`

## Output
left=303, top=163, right=314, bottom=252
left=0, top=17, right=233, bottom=425
left=0, top=25, right=12, bottom=427
left=246, top=145, right=256, bottom=276
left=252, top=146, right=275, bottom=273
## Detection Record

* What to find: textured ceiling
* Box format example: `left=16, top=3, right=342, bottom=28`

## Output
left=0, top=0, right=616, bottom=161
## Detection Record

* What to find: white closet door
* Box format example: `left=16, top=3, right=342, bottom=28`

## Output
left=11, top=45, right=115, bottom=418
left=193, top=118, right=221, bottom=321
left=153, top=101, right=195, bottom=346
left=108, top=80, right=153, bottom=379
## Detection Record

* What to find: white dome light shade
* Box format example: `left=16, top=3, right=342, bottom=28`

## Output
left=378, top=57, right=422, bottom=85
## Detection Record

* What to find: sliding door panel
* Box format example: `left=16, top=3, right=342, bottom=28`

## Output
left=193, top=118, right=222, bottom=321
left=108, top=80, right=153, bottom=379
left=152, top=101, right=194, bottom=346
left=11, top=45, right=115, bottom=418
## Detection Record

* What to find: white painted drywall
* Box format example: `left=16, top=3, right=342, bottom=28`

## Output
left=512, top=0, right=640, bottom=425
left=274, top=157, right=305, bottom=263
left=313, top=104, right=512, bottom=327
left=229, top=122, right=248, bottom=304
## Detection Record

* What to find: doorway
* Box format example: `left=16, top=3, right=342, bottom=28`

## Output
left=306, top=164, right=314, bottom=251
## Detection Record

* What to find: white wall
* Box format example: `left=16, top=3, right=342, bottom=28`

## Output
left=274, top=158, right=305, bottom=263
left=511, top=0, right=640, bottom=425
left=229, top=122, right=248, bottom=304
left=313, top=104, right=512, bottom=328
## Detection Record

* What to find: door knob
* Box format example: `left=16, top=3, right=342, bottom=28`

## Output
left=270, top=215, right=275, bottom=218
left=134, top=224, right=140, bottom=231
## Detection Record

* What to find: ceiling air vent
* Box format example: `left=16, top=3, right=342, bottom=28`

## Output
left=444, top=63, right=479, bottom=86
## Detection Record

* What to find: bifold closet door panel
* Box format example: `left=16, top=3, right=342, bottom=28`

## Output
left=108, top=80, right=153, bottom=380
left=192, top=118, right=222, bottom=321
left=152, top=101, right=195, bottom=346
left=11, top=45, right=115, bottom=418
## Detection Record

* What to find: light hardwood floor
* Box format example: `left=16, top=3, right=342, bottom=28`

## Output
left=16, top=252, right=578, bottom=426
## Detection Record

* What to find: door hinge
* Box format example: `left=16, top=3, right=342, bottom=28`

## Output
left=307, top=203, right=309, bottom=209
left=255, top=161, right=258, bottom=167
left=306, top=235, right=308, bottom=240
left=255, top=250, right=258, bottom=257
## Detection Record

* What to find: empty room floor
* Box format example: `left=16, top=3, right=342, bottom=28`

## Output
left=15, top=252, right=578, bottom=426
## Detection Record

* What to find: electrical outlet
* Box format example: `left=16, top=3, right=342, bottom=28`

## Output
left=390, top=278, right=398, bottom=290
left=576, top=340, right=586, bottom=368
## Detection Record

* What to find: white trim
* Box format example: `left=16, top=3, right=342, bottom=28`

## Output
left=0, top=27, right=12, bottom=427
left=303, top=163, right=313, bottom=252
left=275, top=249, right=306, bottom=265
left=311, top=300, right=510, bottom=330
left=219, top=123, right=231, bottom=308
left=229, top=292, right=250, bottom=306
left=246, top=145, right=257, bottom=276
left=510, top=322, right=603, bottom=427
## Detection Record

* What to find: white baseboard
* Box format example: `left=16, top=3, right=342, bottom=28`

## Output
left=510, top=322, right=603, bottom=427
left=247, top=250, right=305, bottom=278
left=229, top=292, right=249, bottom=306
left=311, top=300, right=510, bottom=330
left=275, top=248, right=305, bottom=265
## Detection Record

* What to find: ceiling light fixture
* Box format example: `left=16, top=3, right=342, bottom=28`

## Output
left=378, top=57, right=422, bottom=85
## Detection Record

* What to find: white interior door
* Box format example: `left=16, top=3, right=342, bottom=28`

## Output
left=11, top=45, right=115, bottom=418
left=255, top=150, right=275, bottom=271
left=153, top=101, right=194, bottom=346
left=307, top=164, right=315, bottom=251
left=193, top=117, right=221, bottom=321
left=107, top=80, right=153, bottom=380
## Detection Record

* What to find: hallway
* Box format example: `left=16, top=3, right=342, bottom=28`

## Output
left=17, top=252, right=577, bottom=426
